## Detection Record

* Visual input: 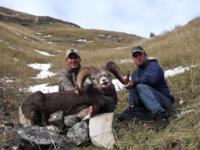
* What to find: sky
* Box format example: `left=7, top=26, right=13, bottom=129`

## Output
left=1, top=0, right=200, bottom=37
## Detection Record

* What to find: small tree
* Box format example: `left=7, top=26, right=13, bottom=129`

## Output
left=150, top=32, right=155, bottom=38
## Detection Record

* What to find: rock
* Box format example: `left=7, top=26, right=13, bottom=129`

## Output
left=46, top=125, right=61, bottom=133
left=18, top=126, right=63, bottom=149
left=89, top=113, right=116, bottom=149
left=0, top=97, right=5, bottom=117
left=67, top=121, right=89, bottom=146
left=64, top=114, right=79, bottom=128
left=48, top=110, right=64, bottom=130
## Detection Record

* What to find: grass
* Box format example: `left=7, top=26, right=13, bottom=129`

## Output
left=115, top=68, right=200, bottom=150
left=0, top=7, right=200, bottom=149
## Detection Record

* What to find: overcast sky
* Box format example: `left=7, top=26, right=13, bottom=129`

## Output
left=1, top=0, right=200, bottom=37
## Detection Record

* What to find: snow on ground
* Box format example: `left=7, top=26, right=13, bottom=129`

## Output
left=118, top=59, right=132, bottom=64
left=176, top=108, right=194, bottom=118
left=77, top=38, right=94, bottom=43
left=112, top=79, right=125, bottom=91
left=164, top=65, right=199, bottom=78
left=34, top=49, right=55, bottom=56
left=24, top=63, right=199, bottom=93
left=115, top=46, right=128, bottom=50
left=43, top=35, right=52, bottom=38
left=27, top=63, right=55, bottom=79
left=0, top=77, right=14, bottom=83
left=26, top=83, right=58, bottom=93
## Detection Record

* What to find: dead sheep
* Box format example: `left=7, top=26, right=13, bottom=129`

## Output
left=19, top=61, right=129, bottom=127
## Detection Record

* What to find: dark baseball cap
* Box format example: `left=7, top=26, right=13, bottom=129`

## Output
left=132, top=45, right=145, bottom=56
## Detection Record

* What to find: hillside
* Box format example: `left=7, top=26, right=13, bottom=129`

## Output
left=0, top=6, right=142, bottom=80
left=0, top=6, right=80, bottom=27
left=1, top=6, right=200, bottom=150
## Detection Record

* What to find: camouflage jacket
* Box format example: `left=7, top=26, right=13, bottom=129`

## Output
left=57, top=65, right=81, bottom=92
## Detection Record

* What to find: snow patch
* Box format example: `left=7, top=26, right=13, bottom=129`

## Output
left=27, top=63, right=55, bottom=79
left=48, top=42, right=53, bottom=44
left=115, top=46, right=128, bottom=50
left=177, top=109, right=194, bottom=118
left=118, top=59, right=132, bottom=64
left=34, top=49, right=55, bottom=56
left=164, top=65, right=199, bottom=78
left=77, top=38, right=93, bottom=43
left=44, top=35, right=52, bottom=38
left=112, top=79, right=124, bottom=91
left=26, top=83, right=58, bottom=93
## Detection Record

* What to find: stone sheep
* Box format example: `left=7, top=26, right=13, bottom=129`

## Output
left=19, top=61, right=129, bottom=127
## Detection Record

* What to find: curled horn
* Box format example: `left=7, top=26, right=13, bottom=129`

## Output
left=104, top=61, right=129, bottom=84
left=75, top=66, right=97, bottom=93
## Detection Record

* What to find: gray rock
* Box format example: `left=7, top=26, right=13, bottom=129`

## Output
left=67, top=121, right=89, bottom=146
left=64, top=114, right=79, bottom=128
left=46, top=125, right=61, bottom=133
left=48, top=110, right=64, bottom=130
left=18, top=126, right=62, bottom=145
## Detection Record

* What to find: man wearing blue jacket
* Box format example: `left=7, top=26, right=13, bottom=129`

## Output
left=118, top=45, right=174, bottom=130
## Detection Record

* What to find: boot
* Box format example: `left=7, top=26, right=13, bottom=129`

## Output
left=154, top=112, right=169, bottom=130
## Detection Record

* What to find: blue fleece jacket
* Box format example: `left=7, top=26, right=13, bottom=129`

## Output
left=129, top=59, right=173, bottom=105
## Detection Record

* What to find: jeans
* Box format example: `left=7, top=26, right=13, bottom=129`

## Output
left=128, top=84, right=173, bottom=120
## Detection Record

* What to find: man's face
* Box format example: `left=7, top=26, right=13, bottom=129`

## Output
left=65, top=53, right=81, bottom=69
left=132, top=52, right=146, bottom=66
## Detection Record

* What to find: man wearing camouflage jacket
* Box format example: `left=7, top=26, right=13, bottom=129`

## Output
left=58, top=48, right=81, bottom=91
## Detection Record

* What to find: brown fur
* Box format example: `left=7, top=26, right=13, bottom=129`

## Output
left=19, top=61, right=129, bottom=126
left=20, top=89, right=109, bottom=126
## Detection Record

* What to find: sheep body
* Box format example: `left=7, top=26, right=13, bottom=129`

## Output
left=19, top=61, right=128, bottom=127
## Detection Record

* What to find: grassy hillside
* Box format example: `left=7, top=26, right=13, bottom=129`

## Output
left=114, top=16, right=200, bottom=150
left=1, top=6, right=200, bottom=150
left=0, top=6, right=141, bottom=79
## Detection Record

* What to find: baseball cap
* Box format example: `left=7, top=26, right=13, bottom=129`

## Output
left=65, top=48, right=80, bottom=58
left=132, top=45, right=145, bottom=56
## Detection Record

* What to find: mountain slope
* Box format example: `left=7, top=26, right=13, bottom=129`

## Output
left=0, top=6, right=80, bottom=27
left=0, top=6, right=142, bottom=80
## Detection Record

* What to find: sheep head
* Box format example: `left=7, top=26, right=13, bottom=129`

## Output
left=76, top=61, right=129, bottom=94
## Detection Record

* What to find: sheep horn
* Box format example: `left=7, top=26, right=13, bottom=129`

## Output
left=104, top=61, right=130, bottom=84
left=76, top=66, right=97, bottom=93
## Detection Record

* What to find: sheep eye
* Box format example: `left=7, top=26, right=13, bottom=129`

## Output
left=90, top=76, right=96, bottom=81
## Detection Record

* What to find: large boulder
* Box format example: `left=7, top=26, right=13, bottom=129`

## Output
left=89, top=113, right=117, bottom=149
left=17, top=126, right=63, bottom=149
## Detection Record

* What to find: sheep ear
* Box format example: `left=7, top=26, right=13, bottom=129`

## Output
left=74, top=85, right=81, bottom=95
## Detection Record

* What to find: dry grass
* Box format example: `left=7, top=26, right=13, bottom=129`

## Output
left=143, top=17, right=200, bottom=69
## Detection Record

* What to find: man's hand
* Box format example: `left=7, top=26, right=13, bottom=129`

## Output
left=77, top=106, right=93, bottom=120
left=124, top=80, right=133, bottom=89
